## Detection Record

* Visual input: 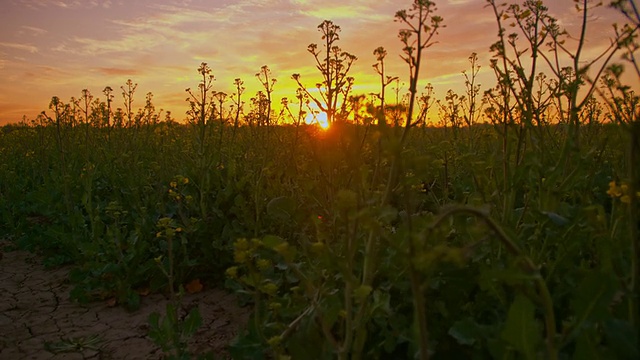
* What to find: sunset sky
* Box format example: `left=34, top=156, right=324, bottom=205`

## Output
left=0, top=0, right=636, bottom=125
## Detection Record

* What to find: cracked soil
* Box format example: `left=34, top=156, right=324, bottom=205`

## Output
left=0, top=241, right=250, bottom=359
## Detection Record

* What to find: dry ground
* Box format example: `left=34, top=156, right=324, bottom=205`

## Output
left=0, top=241, right=250, bottom=359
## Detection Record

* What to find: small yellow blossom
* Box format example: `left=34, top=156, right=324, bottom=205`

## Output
left=182, top=177, right=189, bottom=185
left=260, top=282, right=278, bottom=296
left=256, top=258, right=272, bottom=271
left=607, top=181, right=622, bottom=198
left=311, top=242, right=325, bottom=254
left=251, top=238, right=262, bottom=248
left=226, top=266, right=238, bottom=279
left=274, top=242, right=289, bottom=255
left=608, top=180, right=638, bottom=204
left=234, top=238, right=249, bottom=251
left=267, top=336, right=281, bottom=347
left=234, top=250, right=248, bottom=263
left=170, top=181, right=178, bottom=188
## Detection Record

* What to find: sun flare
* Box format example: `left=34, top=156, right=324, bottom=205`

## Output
left=305, top=111, right=330, bottom=130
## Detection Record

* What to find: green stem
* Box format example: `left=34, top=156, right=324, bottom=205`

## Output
left=628, top=121, right=640, bottom=327
left=428, top=206, right=557, bottom=360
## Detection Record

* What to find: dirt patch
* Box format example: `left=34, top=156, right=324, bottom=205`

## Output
left=0, top=242, right=250, bottom=359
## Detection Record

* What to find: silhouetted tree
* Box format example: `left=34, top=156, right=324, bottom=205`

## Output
left=103, top=86, right=114, bottom=129
left=186, top=62, right=216, bottom=155
left=292, top=20, right=357, bottom=124
left=256, top=65, right=276, bottom=128
left=372, top=46, right=398, bottom=126
left=121, top=79, right=137, bottom=127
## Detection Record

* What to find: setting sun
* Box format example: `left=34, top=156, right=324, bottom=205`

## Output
left=305, top=111, right=330, bottom=130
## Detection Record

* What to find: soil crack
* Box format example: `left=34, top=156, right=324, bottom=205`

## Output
left=0, top=246, right=249, bottom=359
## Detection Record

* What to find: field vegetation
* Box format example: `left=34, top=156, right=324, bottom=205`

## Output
left=1, top=0, right=639, bottom=359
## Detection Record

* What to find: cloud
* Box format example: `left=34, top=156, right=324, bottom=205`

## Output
left=301, top=5, right=388, bottom=21
left=18, top=0, right=117, bottom=9
left=0, top=42, right=38, bottom=53
left=447, top=0, right=474, bottom=4
left=21, top=26, right=47, bottom=36
left=95, top=67, right=141, bottom=76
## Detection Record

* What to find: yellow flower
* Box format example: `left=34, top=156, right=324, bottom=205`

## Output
left=353, top=284, right=373, bottom=303
left=170, top=181, right=178, bottom=188
left=607, top=181, right=622, bottom=198
left=256, top=258, right=272, bottom=271
left=260, top=282, right=278, bottom=296
left=251, top=238, right=262, bottom=248
left=234, top=238, right=249, bottom=251
left=274, top=242, right=289, bottom=255
left=267, top=336, right=281, bottom=347
left=621, top=195, right=631, bottom=204
left=234, top=250, right=248, bottom=263
left=311, top=242, right=325, bottom=254
left=226, top=266, right=238, bottom=279
left=182, top=177, right=189, bottom=185
left=157, top=217, right=172, bottom=227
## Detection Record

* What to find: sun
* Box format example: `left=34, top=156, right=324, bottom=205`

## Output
left=305, top=111, right=330, bottom=130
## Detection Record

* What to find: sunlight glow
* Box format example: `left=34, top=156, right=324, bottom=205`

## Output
left=305, top=111, right=330, bottom=130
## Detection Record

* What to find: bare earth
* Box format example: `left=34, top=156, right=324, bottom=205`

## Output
left=0, top=243, right=249, bottom=360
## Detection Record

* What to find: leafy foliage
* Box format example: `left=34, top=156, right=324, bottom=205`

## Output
left=0, top=0, right=638, bottom=359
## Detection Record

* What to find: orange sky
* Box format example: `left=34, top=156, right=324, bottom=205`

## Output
left=0, top=0, right=636, bottom=125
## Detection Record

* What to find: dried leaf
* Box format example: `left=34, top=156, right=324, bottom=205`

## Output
left=106, top=297, right=117, bottom=307
left=136, top=287, right=150, bottom=296
left=185, top=279, right=203, bottom=294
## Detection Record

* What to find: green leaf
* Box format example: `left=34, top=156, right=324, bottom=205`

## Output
left=541, top=211, right=569, bottom=226
left=182, top=307, right=203, bottom=338
left=573, top=327, right=601, bottom=360
left=266, top=196, right=295, bottom=221
left=262, top=235, right=284, bottom=249
left=336, top=189, right=357, bottom=210
left=148, top=312, right=160, bottom=328
left=571, top=271, right=616, bottom=324
left=501, top=294, right=541, bottom=360
left=165, top=303, right=178, bottom=324
left=449, top=318, right=484, bottom=346
left=603, top=319, right=639, bottom=360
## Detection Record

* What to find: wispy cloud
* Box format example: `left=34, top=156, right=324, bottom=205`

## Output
left=20, top=25, right=47, bottom=36
left=18, top=0, right=118, bottom=9
left=96, top=67, right=141, bottom=76
left=0, top=42, right=38, bottom=53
